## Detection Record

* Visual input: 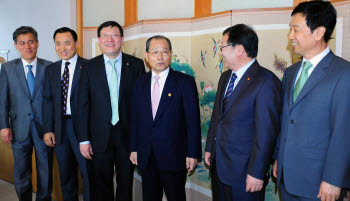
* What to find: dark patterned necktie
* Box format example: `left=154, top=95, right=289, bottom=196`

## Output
left=223, top=73, right=237, bottom=110
left=61, top=62, right=70, bottom=116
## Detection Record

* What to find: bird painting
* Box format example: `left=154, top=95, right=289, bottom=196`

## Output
left=212, top=38, right=220, bottom=57
left=200, top=50, right=207, bottom=67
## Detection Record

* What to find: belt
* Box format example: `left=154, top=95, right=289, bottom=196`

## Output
left=63, top=115, right=72, bottom=119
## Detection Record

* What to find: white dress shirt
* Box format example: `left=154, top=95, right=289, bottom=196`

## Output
left=224, top=58, right=256, bottom=95
left=151, top=67, right=170, bottom=102
left=22, top=57, right=38, bottom=78
left=294, top=47, right=330, bottom=87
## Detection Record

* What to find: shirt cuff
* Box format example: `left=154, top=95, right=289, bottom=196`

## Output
left=79, top=141, right=90, bottom=145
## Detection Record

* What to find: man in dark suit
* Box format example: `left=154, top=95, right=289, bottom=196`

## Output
left=129, top=35, right=201, bottom=201
left=42, top=27, right=93, bottom=201
left=0, top=26, right=53, bottom=201
left=78, top=21, right=145, bottom=201
left=273, top=1, right=350, bottom=201
left=204, top=24, right=282, bottom=201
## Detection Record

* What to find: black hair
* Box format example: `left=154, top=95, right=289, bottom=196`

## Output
left=97, top=21, right=123, bottom=37
left=292, top=0, right=336, bottom=43
left=13, top=26, right=38, bottom=43
left=145, top=35, right=172, bottom=52
left=53, top=27, right=78, bottom=42
left=223, top=24, right=258, bottom=58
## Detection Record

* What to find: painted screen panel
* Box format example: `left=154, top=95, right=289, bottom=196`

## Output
left=138, top=0, right=194, bottom=20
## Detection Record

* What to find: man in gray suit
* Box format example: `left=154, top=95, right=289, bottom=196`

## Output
left=0, top=26, right=53, bottom=201
left=273, top=1, right=350, bottom=201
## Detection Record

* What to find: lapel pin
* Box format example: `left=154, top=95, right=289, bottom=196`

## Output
left=168, top=93, right=171, bottom=97
left=127, top=62, right=130, bottom=66
left=80, top=66, right=82, bottom=69
left=247, top=77, right=250, bottom=80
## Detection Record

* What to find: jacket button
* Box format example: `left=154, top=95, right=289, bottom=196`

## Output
left=28, top=113, right=31, bottom=116
left=219, top=120, right=223, bottom=124
left=290, top=120, right=294, bottom=124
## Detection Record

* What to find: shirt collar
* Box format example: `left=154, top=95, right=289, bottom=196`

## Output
left=152, top=67, right=170, bottom=79
left=233, top=58, right=255, bottom=78
left=302, top=47, right=330, bottom=68
left=62, top=54, right=78, bottom=65
left=103, top=52, right=122, bottom=65
left=22, top=57, right=37, bottom=68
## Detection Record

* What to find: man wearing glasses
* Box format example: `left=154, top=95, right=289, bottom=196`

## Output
left=205, top=24, right=282, bottom=201
left=129, top=35, right=202, bottom=201
left=78, top=21, right=145, bottom=201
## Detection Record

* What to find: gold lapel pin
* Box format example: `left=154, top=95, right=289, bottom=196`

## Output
left=168, top=93, right=171, bottom=97
left=247, top=77, right=250, bottom=80
left=80, top=66, right=82, bottom=68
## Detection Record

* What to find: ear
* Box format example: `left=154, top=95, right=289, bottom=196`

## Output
left=235, top=45, right=245, bottom=56
left=314, top=26, right=326, bottom=41
left=144, top=52, right=149, bottom=63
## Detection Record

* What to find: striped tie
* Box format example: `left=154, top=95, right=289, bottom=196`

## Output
left=223, top=73, right=237, bottom=110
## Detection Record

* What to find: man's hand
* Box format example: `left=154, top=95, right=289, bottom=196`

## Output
left=0, top=128, right=12, bottom=144
left=246, top=174, right=264, bottom=192
left=317, top=181, right=341, bottom=201
left=204, top=152, right=211, bottom=166
left=130, top=152, right=137, bottom=165
left=186, top=157, right=198, bottom=172
left=80, top=143, right=93, bottom=160
left=273, top=160, right=277, bottom=178
left=43, top=132, right=56, bottom=147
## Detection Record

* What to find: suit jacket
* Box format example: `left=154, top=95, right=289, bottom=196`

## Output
left=205, top=61, right=282, bottom=186
left=41, top=56, right=87, bottom=144
left=274, top=51, right=350, bottom=198
left=129, top=68, right=202, bottom=171
left=78, top=53, right=145, bottom=152
left=0, top=58, right=52, bottom=142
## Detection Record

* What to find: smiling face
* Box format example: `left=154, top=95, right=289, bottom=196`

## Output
left=289, top=13, right=323, bottom=60
left=54, top=32, right=78, bottom=60
left=219, top=33, right=238, bottom=71
left=14, top=33, right=38, bottom=63
left=145, top=38, right=172, bottom=74
left=98, top=26, right=124, bottom=59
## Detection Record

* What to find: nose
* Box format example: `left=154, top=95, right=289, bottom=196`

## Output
left=288, top=29, right=294, bottom=40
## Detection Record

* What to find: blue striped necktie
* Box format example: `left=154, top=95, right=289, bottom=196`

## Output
left=26, top=65, right=35, bottom=96
left=223, top=73, right=237, bottom=110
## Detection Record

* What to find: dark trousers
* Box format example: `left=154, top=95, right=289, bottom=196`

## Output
left=54, top=119, right=94, bottom=201
left=91, top=123, right=134, bottom=201
left=141, top=151, right=187, bottom=201
left=211, top=154, right=264, bottom=201
left=11, top=120, right=53, bottom=201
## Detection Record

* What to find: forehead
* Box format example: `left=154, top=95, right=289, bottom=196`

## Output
left=149, top=38, right=170, bottom=49
left=55, top=32, right=74, bottom=41
left=290, top=13, right=307, bottom=26
left=17, top=33, right=36, bottom=41
left=100, top=26, right=120, bottom=34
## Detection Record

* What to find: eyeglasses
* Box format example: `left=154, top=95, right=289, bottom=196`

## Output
left=100, top=34, right=121, bottom=39
left=219, top=44, right=233, bottom=51
left=148, top=50, right=171, bottom=56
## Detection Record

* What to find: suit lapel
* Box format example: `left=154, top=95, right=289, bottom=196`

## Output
left=143, top=73, right=153, bottom=121
left=54, top=60, right=62, bottom=97
left=94, top=55, right=110, bottom=103
left=222, top=61, right=258, bottom=117
left=153, top=69, right=176, bottom=123
left=15, top=59, right=31, bottom=98
left=291, top=52, right=334, bottom=108
left=70, top=57, right=82, bottom=97
left=286, top=62, right=301, bottom=110
left=119, top=54, right=134, bottom=104
left=32, top=58, right=45, bottom=97
left=218, top=71, right=231, bottom=117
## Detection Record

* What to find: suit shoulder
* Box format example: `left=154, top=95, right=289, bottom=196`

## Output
left=122, top=52, right=143, bottom=62
left=38, top=58, right=53, bottom=67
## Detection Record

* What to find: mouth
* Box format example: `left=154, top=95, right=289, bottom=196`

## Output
left=106, top=44, right=115, bottom=47
left=60, top=52, right=68, bottom=56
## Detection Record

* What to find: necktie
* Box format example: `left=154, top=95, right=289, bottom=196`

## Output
left=108, top=59, right=119, bottom=125
left=223, top=73, right=237, bottom=110
left=152, top=75, right=161, bottom=120
left=61, top=62, right=70, bottom=116
left=293, top=61, right=312, bottom=103
left=26, top=65, right=35, bottom=96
